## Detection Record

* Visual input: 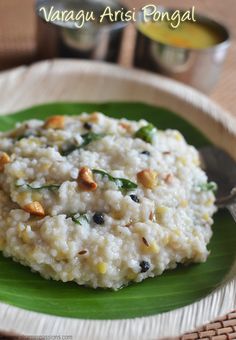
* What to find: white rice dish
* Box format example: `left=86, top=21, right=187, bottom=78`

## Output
left=0, top=112, right=217, bottom=290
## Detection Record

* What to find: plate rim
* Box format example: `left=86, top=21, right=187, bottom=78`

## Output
left=0, top=59, right=236, bottom=339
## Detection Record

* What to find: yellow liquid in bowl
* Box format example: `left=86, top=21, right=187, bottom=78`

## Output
left=138, top=21, right=223, bottom=49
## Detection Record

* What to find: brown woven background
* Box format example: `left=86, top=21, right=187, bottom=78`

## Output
left=0, top=1, right=236, bottom=339
left=175, top=311, right=236, bottom=340
left=0, top=0, right=36, bottom=69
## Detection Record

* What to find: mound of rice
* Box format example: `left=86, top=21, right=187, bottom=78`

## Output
left=0, top=112, right=216, bottom=289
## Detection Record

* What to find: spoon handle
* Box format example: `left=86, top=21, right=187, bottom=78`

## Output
left=216, top=188, right=236, bottom=208
left=228, top=203, right=236, bottom=223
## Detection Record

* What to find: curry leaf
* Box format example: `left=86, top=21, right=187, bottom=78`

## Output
left=134, top=124, right=156, bottom=143
left=61, top=133, right=105, bottom=156
left=16, top=183, right=61, bottom=191
left=80, top=132, right=105, bottom=148
left=92, top=169, right=137, bottom=191
left=70, top=213, right=89, bottom=225
left=198, top=182, right=218, bottom=192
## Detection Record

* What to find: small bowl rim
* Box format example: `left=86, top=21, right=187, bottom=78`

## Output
left=135, top=6, right=231, bottom=53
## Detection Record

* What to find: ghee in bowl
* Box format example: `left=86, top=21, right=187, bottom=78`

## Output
left=138, top=20, right=225, bottom=49
left=134, top=10, right=230, bottom=93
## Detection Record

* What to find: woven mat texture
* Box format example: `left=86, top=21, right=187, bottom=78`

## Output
left=0, top=0, right=36, bottom=68
left=175, top=311, right=236, bottom=340
left=0, top=0, right=235, bottom=339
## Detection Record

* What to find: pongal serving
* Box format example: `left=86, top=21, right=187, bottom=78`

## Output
left=0, top=113, right=216, bottom=289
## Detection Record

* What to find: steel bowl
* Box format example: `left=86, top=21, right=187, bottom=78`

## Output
left=134, top=7, right=230, bottom=93
left=36, top=0, right=127, bottom=62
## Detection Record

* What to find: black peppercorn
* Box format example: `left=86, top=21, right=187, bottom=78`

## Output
left=84, top=122, right=93, bottom=130
left=140, top=261, right=150, bottom=273
left=141, top=151, right=151, bottom=156
left=130, top=194, right=140, bottom=203
left=93, top=212, right=105, bottom=225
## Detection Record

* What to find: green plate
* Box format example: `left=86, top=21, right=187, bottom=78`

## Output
left=0, top=102, right=235, bottom=320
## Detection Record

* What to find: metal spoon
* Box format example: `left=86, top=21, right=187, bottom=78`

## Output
left=199, top=146, right=236, bottom=222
